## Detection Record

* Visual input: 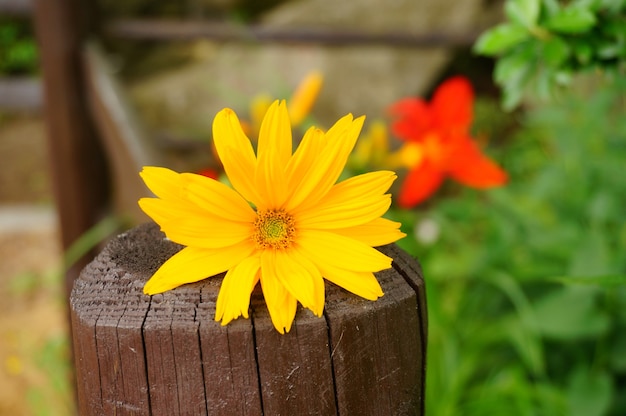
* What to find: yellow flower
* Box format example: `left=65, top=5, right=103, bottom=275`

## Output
left=242, top=71, right=324, bottom=136
left=139, top=100, right=405, bottom=333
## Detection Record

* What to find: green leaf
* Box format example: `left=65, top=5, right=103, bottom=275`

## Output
left=542, top=36, right=571, bottom=67
left=474, top=23, right=530, bottom=55
left=545, top=7, right=597, bottom=34
left=550, top=274, right=626, bottom=286
left=505, top=0, right=541, bottom=27
left=567, top=367, right=613, bottom=416
left=530, top=286, right=610, bottom=340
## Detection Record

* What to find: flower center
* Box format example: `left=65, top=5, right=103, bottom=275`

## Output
left=253, top=210, right=295, bottom=249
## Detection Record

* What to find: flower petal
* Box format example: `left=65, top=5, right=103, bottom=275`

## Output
left=319, top=263, right=383, bottom=301
left=288, top=70, right=323, bottom=127
left=284, top=126, right=325, bottom=207
left=398, top=160, right=444, bottom=208
left=446, top=138, right=508, bottom=188
left=212, top=108, right=260, bottom=204
left=255, top=100, right=291, bottom=209
left=143, top=241, right=256, bottom=295
left=332, top=218, right=406, bottom=247
left=180, top=173, right=257, bottom=223
left=215, top=255, right=261, bottom=325
left=286, top=115, right=365, bottom=212
left=431, top=76, right=474, bottom=132
left=388, top=98, right=431, bottom=142
left=272, top=248, right=325, bottom=316
left=297, top=229, right=392, bottom=273
left=260, top=259, right=298, bottom=334
left=139, top=197, right=207, bottom=224
left=296, top=171, right=395, bottom=229
left=140, top=166, right=183, bottom=199
left=139, top=198, right=251, bottom=248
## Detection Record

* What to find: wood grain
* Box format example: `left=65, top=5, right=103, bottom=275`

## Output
left=71, top=223, right=427, bottom=415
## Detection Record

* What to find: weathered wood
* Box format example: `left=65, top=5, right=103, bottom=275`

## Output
left=32, top=0, right=110, bottom=295
left=82, top=42, right=163, bottom=224
left=71, top=223, right=427, bottom=415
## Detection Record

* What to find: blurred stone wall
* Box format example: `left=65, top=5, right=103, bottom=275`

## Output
left=128, top=0, right=503, bottom=138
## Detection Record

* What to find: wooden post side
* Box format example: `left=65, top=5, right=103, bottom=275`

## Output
left=72, top=224, right=427, bottom=416
left=33, top=0, right=110, bottom=295
left=325, top=263, right=425, bottom=415
left=116, top=292, right=152, bottom=415
left=198, top=279, right=263, bottom=416
left=252, top=296, right=337, bottom=416
left=70, top=278, right=106, bottom=416
left=170, top=285, right=207, bottom=415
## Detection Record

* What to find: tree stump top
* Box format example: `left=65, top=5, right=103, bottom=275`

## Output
left=71, top=222, right=427, bottom=416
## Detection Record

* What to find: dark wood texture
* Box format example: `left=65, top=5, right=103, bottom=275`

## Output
left=71, top=223, right=427, bottom=415
left=83, top=43, right=161, bottom=224
left=33, top=0, right=110, bottom=296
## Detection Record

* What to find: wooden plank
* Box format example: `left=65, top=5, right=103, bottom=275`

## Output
left=32, top=0, right=110, bottom=295
left=325, top=260, right=424, bottom=415
left=82, top=42, right=163, bottom=224
left=252, top=294, right=337, bottom=415
left=198, top=279, right=263, bottom=416
left=70, top=276, right=105, bottom=415
left=0, top=77, right=42, bottom=111
left=104, top=18, right=479, bottom=47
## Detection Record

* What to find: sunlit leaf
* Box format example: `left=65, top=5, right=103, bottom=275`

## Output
left=545, top=7, right=597, bottom=34
left=505, top=0, right=541, bottom=27
left=474, top=23, right=530, bottom=55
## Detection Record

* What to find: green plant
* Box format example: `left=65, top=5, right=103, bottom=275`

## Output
left=391, top=75, right=626, bottom=415
left=0, top=19, right=38, bottom=75
left=474, top=0, right=626, bottom=109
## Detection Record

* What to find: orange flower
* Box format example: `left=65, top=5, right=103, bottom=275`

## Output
left=388, top=76, right=507, bottom=208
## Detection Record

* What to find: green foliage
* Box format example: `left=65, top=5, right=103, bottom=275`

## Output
left=0, top=19, right=38, bottom=75
left=391, top=77, right=626, bottom=415
left=474, top=0, right=626, bottom=109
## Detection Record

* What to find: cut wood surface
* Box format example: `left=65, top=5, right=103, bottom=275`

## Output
left=71, top=222, right=427, bottom=415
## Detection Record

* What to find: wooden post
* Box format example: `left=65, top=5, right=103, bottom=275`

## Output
left=32, top=0, right=110, bottom=297
left=71, top=223, right=427, bottom=415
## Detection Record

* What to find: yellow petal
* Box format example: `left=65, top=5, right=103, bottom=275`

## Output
left=260, top=258, right=298, bottom=334
left=271, top=248, right=325, bottom=316
left=139, top=197, right=207, bottom=224
left=319, top=264, right=384, bottom=300
left=138, top=198, right=251, bottom=248
left=296, top=171, right=396, bottom=229
left=255, top=100, right=291, bottom=209
left=249, top=94, right=272, bottom=134
left=215, top=255, right=261, bottom=325
left=288, top=71, right=323, bottom=127
left=143, top=241, right=255, bottom=295
left=212, top=108, right=260, bottom=204
left=180, top=173, right=256, bottom=223
left=285, top=115, right=365, bottom=211
left=297, top=229, right=393, bottom=273
left=140, top=166, right=183, bottom=199
left=284, top=126, right=325, bottom=208
left=332, top=218, right=406, bottom=247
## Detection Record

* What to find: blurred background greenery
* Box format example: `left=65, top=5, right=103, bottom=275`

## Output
left=0, top=0, right=624, bottom=415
